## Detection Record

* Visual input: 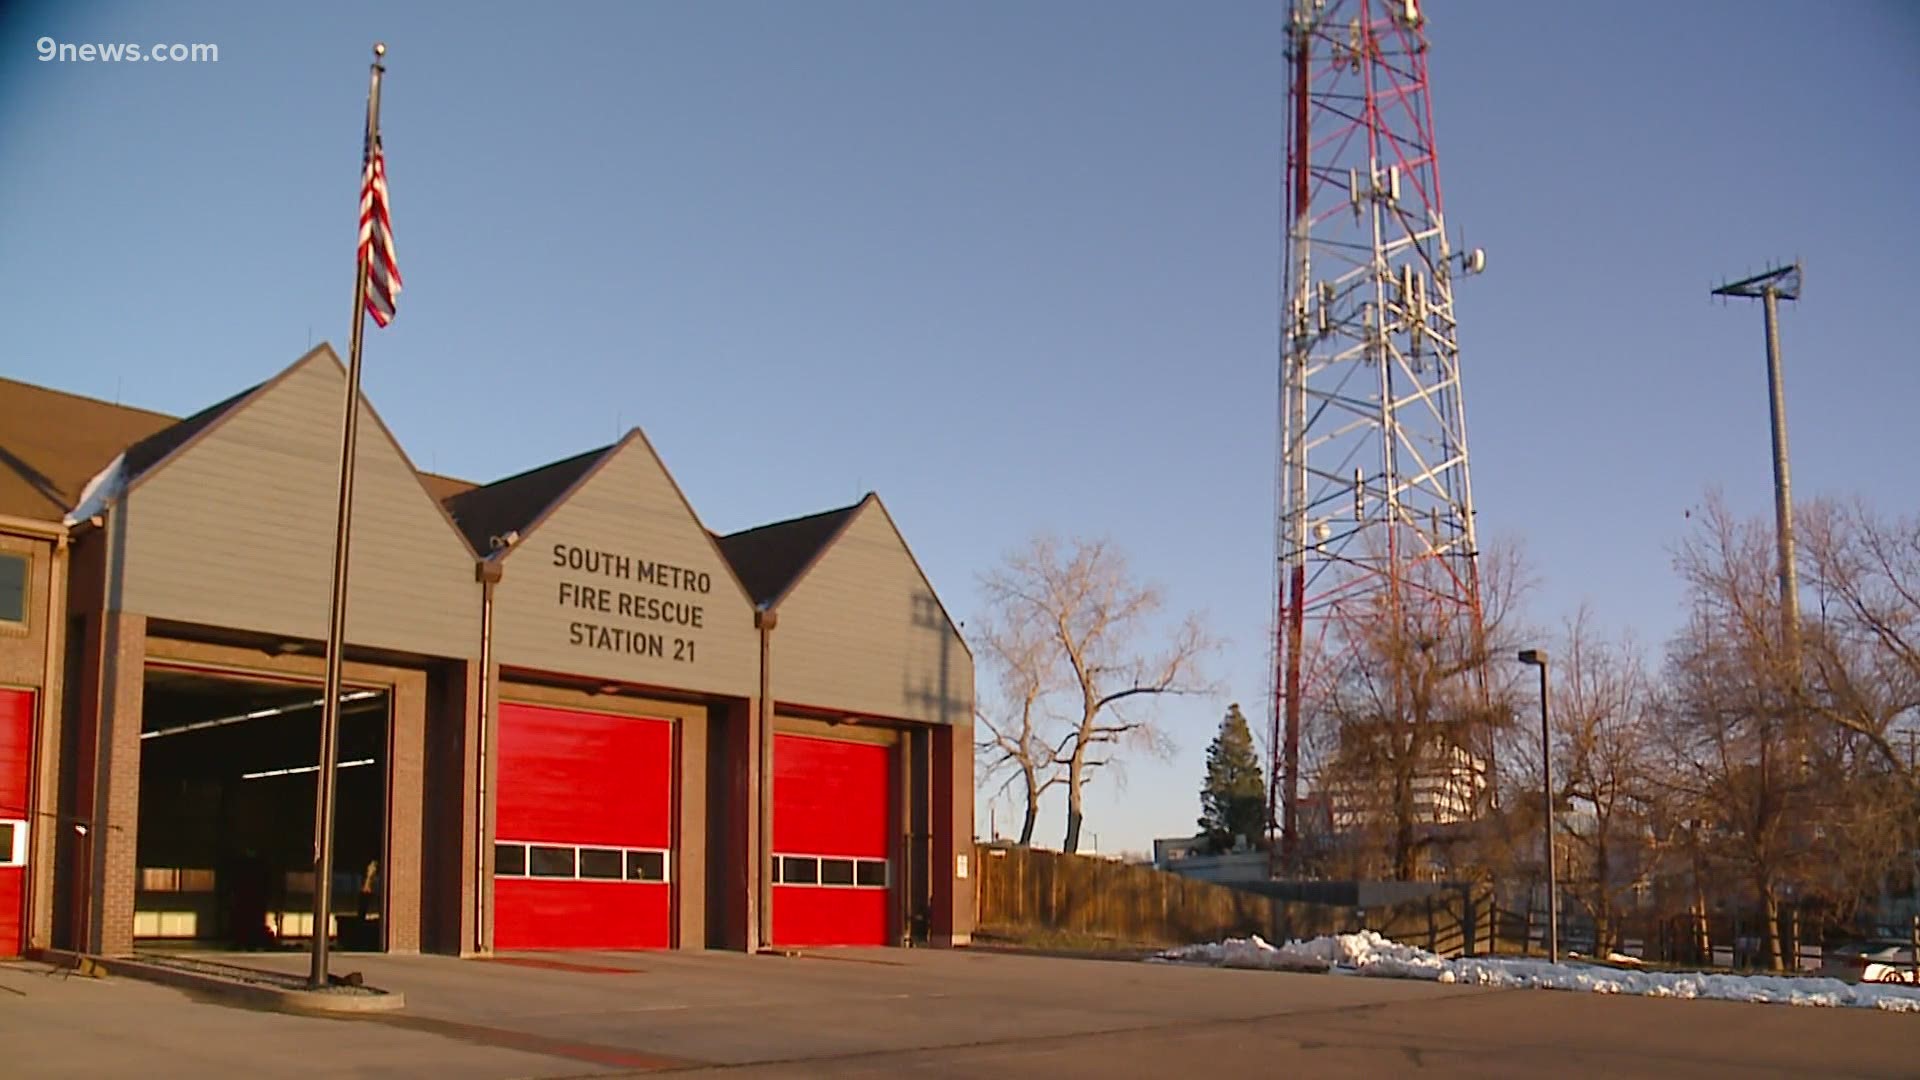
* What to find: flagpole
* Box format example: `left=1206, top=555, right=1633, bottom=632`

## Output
left=310, top=40, right=386, bottom=991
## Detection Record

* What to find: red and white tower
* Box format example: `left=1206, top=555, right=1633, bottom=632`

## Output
left=1270, top=0, right=1487, bottom=869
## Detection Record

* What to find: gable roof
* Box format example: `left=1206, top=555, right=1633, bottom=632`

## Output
left=715, top=499, right=865, bottom=608
left=442, top=444, right=613, bottom=554
left=0, top=364, right=477, bottom=527
left=0, top=376, right=178, bottom=522
left=119, top=382, right=264, bottom=483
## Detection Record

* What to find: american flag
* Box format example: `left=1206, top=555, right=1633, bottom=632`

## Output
left=359, top=143, right=402, bottom=327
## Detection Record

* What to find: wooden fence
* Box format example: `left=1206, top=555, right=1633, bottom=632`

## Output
left=972, top=844, right=1484, bottom=956
left=970, top=845, right=1888, bottom=970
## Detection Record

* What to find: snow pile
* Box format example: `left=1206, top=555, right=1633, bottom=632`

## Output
left=1263, top=929, right=1449, bottom=980
left=1158, top=935, right=1330, bottom=973
left=1442, top=957, right=1920, bottom=1012
left=64, top=452, right=126, bottom=526
left=1158, top=931, right=1920, bottom=1013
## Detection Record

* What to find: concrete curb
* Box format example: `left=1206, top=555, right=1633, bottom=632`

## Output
left=31, top=949, right=406, bottom=1014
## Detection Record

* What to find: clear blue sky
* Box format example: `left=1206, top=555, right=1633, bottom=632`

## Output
left=4, top=2, right=1916, bottom=856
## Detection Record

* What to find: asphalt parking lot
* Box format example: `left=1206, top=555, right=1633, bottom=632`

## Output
left=1, top=947, right=1913, bottom=1077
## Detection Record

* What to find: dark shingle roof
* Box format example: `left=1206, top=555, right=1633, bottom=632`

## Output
left=418, top=472, right=477, bottom=503
left=0, top=377, right=177, bottom=522
left=0, top=373, right=476, bottom=525
left=443, top=445, right=611, bottom=554
left=118, top=382, right=262, bottom=482
left=715, top=499, right=865, bottom=608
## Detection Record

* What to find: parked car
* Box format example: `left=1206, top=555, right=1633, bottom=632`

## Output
left=1820, top=939, right=1919, bottom=984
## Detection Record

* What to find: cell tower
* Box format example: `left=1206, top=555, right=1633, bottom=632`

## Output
left=1269, top=0, right=1487, bottom=870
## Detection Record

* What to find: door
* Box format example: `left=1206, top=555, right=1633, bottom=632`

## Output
left=493, top=702, right=674, bottom=949
left=772, top=732, right=893, bottom=947
left=0, top=689, right=34, bottom=957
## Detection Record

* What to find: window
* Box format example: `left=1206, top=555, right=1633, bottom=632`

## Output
left=578, top=848, right=623, bottom=880
left=0, top=554, right=25, bottom=626
left=495, top=843, right=527, bottom=877
left=772, top=853, right=889, bottom=888
left=528, top=846, right=575, bottom=878
left=496, top=841, right=669, bottom=883
left=0, top=820, right=26, bottom=867
left=626, top=850, right=666, bottom=882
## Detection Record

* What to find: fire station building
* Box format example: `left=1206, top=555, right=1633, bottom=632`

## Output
left=0, top=345, right=974, bottom=958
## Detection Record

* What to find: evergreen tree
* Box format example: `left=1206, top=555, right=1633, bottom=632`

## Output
left=1197, top=703, right=1268, bottom=853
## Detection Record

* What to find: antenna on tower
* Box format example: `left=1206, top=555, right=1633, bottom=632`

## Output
left=1270, top=0, right=1487, bottom=879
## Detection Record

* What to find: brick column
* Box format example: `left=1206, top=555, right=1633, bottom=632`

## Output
left=27, top=538, right=69, bottom=952
left=419, top=659, right=477, bottom=955
left=89, top=610, right=145, bottom=957
left=383, top=672, right=426, bottom=953
left=676, top=713, right=707, bottom=949
left=703, top=698, right=754, bottom=951
left=930, top=723, right=974, bottom=946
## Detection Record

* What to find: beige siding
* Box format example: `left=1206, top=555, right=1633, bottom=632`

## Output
left=490, top=437, right=757, bottom=698
left=771, top=504, right=972, bottom=725
left=118, top=351, right=479, bottom=659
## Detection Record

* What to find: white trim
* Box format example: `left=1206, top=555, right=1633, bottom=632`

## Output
left=0, top=818, right=27, bottom=867
left=494, top=839, right=671, bottom=885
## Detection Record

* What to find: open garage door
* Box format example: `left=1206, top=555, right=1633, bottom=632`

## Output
left=0, top=688, right=31, bottom=957
left=137, top=667, right=390, bottom=951
left=493, top=702, right=673, bottom=950
left=772, top=733, right=894, bottom=947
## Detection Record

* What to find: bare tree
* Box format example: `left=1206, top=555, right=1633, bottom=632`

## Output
left=1661, top=496, right=1819, bottom=970
left=978, top=535, right=1216, bottom=854
left=1551, top=608, right=1655, bottom=954
left=1799, top=498, right=1920, bottom=790
left=1309, top=539, right=1532, bottom=881
left=973, top=612, right=1064, bottom=846
left=1796, top=499, right=1920, bottom=927
left=1657, top=495, right=1920, bottom=967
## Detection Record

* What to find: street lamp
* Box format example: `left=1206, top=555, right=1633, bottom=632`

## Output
left=1518, top=648, right=1558, bottom=964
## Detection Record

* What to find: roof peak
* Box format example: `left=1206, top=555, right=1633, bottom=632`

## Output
left=719, top=494, right=871, bottom=542
left=713, top=498, right=869, bottom=608
left=441, top=442, right=622, bottom=554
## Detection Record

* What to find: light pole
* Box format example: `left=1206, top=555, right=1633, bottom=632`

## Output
left=1518, top=648, right=1557, bottom=964
left=1711, top=263, right=1802, bottom=657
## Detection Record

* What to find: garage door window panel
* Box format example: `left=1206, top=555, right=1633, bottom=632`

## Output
left=578, top=848, right=624, bottom=880
left=495, top=843, right=528, bottom=877
left=626, top=851, right=667, bottom=883
left=528, top=846, right=576, bottom=878
left=0, top=820, right=23, bottom=867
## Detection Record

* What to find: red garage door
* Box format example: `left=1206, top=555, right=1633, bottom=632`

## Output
left=772, top=733, right=893, bottom=947
left=494, top=702, right=673, bottom=950
left=0, top=689, right=32, bottom=957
